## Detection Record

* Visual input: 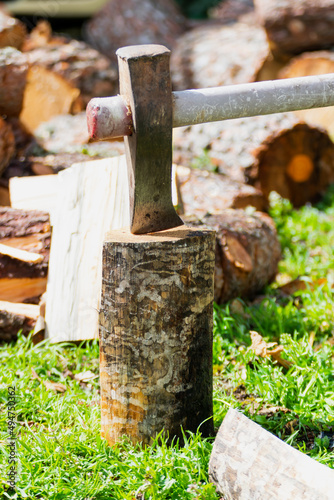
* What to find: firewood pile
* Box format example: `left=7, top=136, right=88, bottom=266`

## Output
left=1, top=0, right=334, bottom=342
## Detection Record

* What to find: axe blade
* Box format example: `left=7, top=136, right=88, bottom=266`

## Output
left=116, top=45, right=183, bottom=235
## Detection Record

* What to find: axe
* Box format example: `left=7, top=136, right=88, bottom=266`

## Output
left=87, top=44, right=334, bottom=234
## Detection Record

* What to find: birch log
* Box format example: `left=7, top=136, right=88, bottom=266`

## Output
left=99, top=226, right=215, bottom=445
left=209, top=408, right=334, bottom=500
left=45, top=156, right=130, bottom=343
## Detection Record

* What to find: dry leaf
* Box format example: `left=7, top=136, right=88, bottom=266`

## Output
left=74, top=370, right=98, bottom=383
left=249, top=331, right=293, bottom=369
left=31, top=367, right=67, bottom=393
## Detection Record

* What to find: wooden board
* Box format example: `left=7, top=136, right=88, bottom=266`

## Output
left=45, top=155, right=130, bottom=342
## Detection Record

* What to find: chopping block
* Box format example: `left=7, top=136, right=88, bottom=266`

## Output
left=95, top=46, right=216, bottom=445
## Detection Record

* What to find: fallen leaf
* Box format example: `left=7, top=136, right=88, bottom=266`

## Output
left=74, top=370, right=98, bottom=383
left=249, top=331, right=293, bottom=369
left=31, top=367, right=67, bottom=393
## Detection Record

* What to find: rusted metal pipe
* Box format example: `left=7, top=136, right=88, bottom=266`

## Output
left=87, top=73, right=334, bottom=140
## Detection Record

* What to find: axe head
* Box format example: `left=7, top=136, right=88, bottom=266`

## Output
left=116, top=45, right=183, bottom=234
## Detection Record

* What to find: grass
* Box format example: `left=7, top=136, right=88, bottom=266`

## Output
left=1, top=188, right=334, bottom=498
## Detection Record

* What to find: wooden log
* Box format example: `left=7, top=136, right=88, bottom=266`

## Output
left=0, top=207, right=50, bottom=302
left=279, top=51, right=334, bottom=137
left=171, top=22, right=281, bottom=91
left=254, top=0, right=334, bottom=56
left=45, top=156, right=130, bottom=342
left=0, top=300, right=39, bottom=342
left=83, top=0, right=187, bottom=63
left=99, top=225, right=215, bottom=446
left=186, top=209, right=280, bottom=303
left=0, top=47, right=29, bottom=117
left=173, top=113, right=334, bottom=207
left=23, top=22, right=118, bottom=107
left=0, top=116, right=15, bottom=176
left=175, top=165, right=268, bottom=216
left=209, top=408, right=334, bottom=500
left=20, top=65, right=82, bottom=132
left=0, top=11, right=27, bottom=50
left=209, top=0, right=255, bottom=24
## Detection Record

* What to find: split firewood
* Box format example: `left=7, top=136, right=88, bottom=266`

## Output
left=175, top=165, right=267, bottom=217
left=83, top=0, right=187, bottom=63
left=173, top=113, right=334, bottom=207
left=0, top=300, right=39, bottom=342
left=0, top=10, right=27, bottom=50
left=279, top=51, right=334, bottom=136
left=23, top=22, right=118, bottom=107
left=0, top=117, right=15, bottom=176
left=254, top=0, right=334, bottom=56
left=0, top=47, right=29, bottom=117
left=171, top=22, right=281, bottom=91
left=186, top=209, right=281, bottom=304
left=209, top=408, right=334, bottom=500
left=0, top=207, right=50, bottom=303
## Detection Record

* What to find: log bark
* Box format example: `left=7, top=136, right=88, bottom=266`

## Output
left=23, top=22, right=118, bottom=107
left=175, top=165, right=268, bottom=216
left=0, top=301, right=39, bottom=342
left=254, top=0, right=334, bottom=56
left=45, top=156, right=130, bottom=342
left=99, top=225, right=215, bottom=446
left=279, top=51, right=334, bottom=137
left=209, top=0, right=255, bottom=24
left=0, top=11, right=27, bottom=50
left=0, top=47, right=29, bottom=117
left=0, top=207, right=50, bottom=302
left=171, top=22, right=280, bottom=91
left=173, top=113, right=334, bottom=207
left=209, top=408, right=334, bottom=500
left=0, top=117, right=15, bottom=176
left=84, top=0, right=187, bottom=63
left=186, top=210, right=280, bottom=304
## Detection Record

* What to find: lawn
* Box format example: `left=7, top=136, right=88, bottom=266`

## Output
left=1, top=189, right=334, bottom=499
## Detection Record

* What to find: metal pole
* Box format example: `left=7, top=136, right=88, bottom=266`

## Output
left=87, top=73, right=334, bottom=140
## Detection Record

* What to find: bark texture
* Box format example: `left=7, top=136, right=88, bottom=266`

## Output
left=99, top=226, right=215, bottom=445
left=24, top=23, right=118, bottom=107
left=209, top=408, right=334, bottom=500
left=175, top=165, right=267, bottom=217
left=186, top=210, right=280, bottom=304
left=0, top=207, right=50, bottom=302
left=209, top=0, right=255, bottom=23
left=84, top=0, right=187, bottom=63
left=0, top=301, right=39, bottom=342
left=0, top=11, right=27, bottom=50
left=0, top=117, right=15, bottom=176
left=0, top=47, right=29, bottom=117
left=279, top=51, right=334, bottom=136
left=173, top=113, right=334, bottom=207
left=254, top=0, right=334, bottom=56
left=171, top=22, right=275, bottom=90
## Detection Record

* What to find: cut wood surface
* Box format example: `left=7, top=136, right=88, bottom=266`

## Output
left=209, top=408, right=334, bottom=499
left=0, top=117, right=15, bottom=176
left=173, top=113, right=334, bottom=207
left=0, top=11, right=27, bottom=50
left=45, top=156, right=130, bottom=343
left=186, top=209, right=280, bottom=303
left=0, top=47, right=29, bottom=117
left=175, top=165, right=267, bottom=216
left=0, top=300, right=39, bottom=342
left=0, top=207, right=50, bottom=302
left=279, top=51, right=334, bottom=136
left=100, top=226, right=215, bottom=445
left=171, top=22, right=280, bottom=91
left=254, top=0, right=334, bottom=56
left=24, top=22, right=118, bottom=107
left=20, top=65, right=81, bottom=132
left=84, top=0, right=187, bottom=63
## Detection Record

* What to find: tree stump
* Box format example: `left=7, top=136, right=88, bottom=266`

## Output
left=99, top=226, right=215, bottom=445
left=254, top=0, right=334, bottom=56
left=209, top=408, right=334, bottom=500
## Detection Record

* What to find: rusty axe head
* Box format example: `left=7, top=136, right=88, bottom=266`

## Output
left=88, top=44, right=183, bottom=235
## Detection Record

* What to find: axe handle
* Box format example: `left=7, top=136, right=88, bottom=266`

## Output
left=87, top=73, right=334, bottom=140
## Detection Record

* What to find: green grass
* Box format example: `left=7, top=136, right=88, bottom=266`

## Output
left=1, top=188, right=334, bottom=498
